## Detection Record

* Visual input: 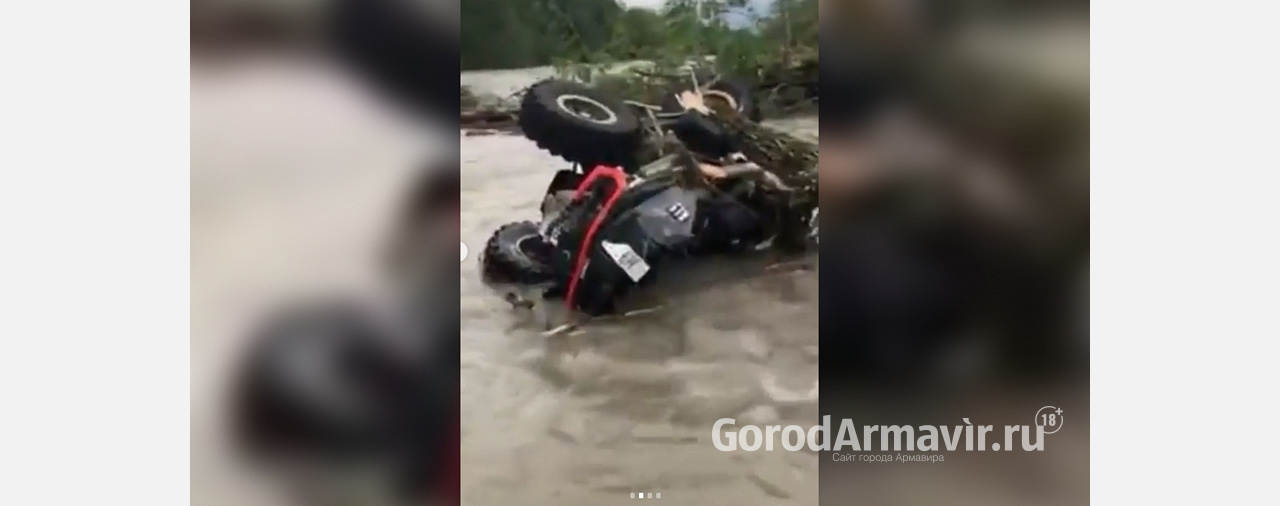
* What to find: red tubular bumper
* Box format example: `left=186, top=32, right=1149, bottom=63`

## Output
left=564, top=166, right=629, bottom=311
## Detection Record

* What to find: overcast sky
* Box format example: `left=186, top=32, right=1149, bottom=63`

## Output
left=619, top=0, right=777, bottom=29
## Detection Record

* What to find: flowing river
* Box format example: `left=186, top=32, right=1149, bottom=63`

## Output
left=460, top=67, right=820, bottom=505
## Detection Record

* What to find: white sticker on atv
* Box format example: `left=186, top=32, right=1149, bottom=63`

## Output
left=667, top=202, right=691, bottom=222
left=601, top=241, right=650, bottom=282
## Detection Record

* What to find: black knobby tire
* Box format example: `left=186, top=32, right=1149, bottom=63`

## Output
left=660, top=79, right=762, bottom=122
left=518, top=80, right=643, bottom=170
left=232, top=302, right=399, bottom=459
left=479, top=221, right=556, bottom=285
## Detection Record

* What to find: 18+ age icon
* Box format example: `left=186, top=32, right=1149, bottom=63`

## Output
left=1034, top=406, right=1064, bottom=435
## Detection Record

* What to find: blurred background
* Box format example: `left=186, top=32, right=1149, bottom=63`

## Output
left=193, top=0, right=459, bottom=505
left=819, top=0, right=1087, bottom=504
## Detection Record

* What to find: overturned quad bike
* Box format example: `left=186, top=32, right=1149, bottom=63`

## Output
left=480, top=78, right=817, bottom=318
left=515, top=76, right=763, bottom=171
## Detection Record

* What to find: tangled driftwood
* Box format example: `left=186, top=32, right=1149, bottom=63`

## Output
left=460, top=109, right=518, bottom=130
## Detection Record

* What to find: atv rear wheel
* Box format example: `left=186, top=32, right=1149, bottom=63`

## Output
left=518, top=80, right=643, bottom=170
left=479, top=221, right=556, bottom=285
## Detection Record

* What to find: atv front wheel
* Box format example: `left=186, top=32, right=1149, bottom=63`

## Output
left=479, top=221, right=557, bottom=285
left=518, top=80, right=643, bottom=170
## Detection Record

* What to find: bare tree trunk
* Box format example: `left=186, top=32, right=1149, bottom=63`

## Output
left=781, top=0, right=794, bottom=67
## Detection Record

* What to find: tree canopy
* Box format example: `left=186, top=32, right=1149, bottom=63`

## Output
left=459, top=0, right=818, bottom=74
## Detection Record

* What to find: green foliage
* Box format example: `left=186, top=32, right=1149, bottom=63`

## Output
left=460, top=0, right=818, bottom=77
left=460, top=0, right=625, bottom=71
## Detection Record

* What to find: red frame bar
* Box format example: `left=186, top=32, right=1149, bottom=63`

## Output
left=564, top=165, right=629, bottom=310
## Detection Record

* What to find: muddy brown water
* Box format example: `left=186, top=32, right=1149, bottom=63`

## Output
left=460, top=117, right=819, bottom=505
left=193, top=55, right=818, bottom=506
